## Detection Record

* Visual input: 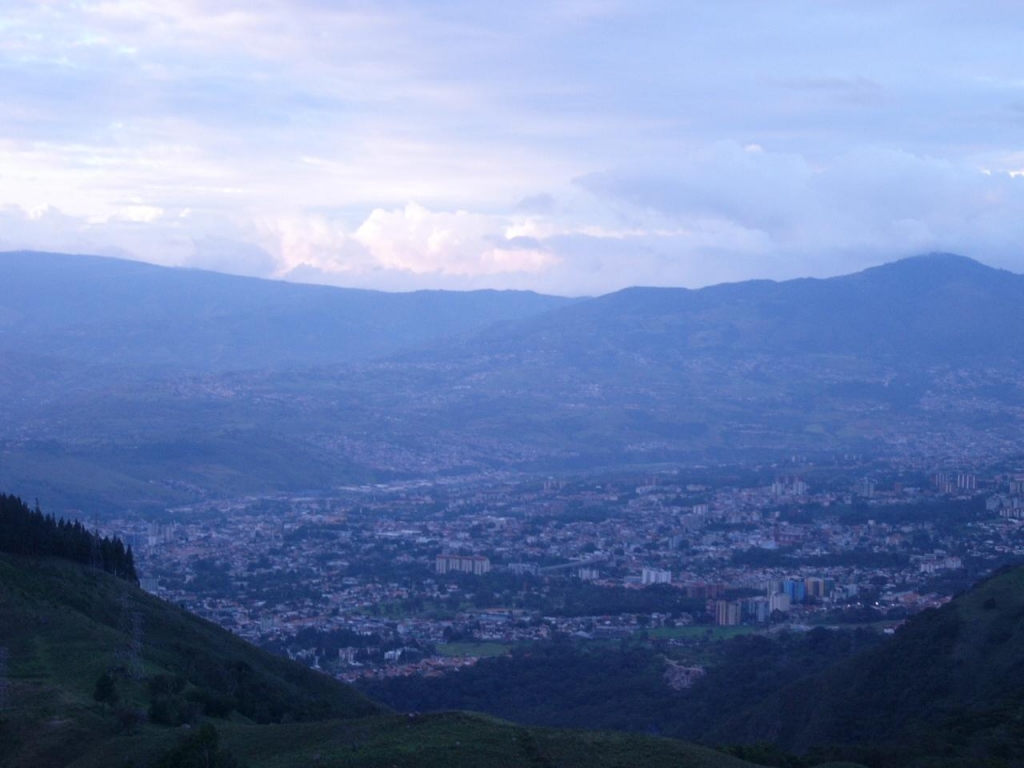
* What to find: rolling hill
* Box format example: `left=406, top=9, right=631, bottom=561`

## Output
left=708, top=563, right=1024, bottom=764
left=0, top=549, right=762, bottom=768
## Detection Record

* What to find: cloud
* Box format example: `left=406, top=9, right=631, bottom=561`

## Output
left=516, top=193, right=556, bottom=214
left=569, top=142, right=1024, bottom=285
left=3, top=138, right=1024, bottom=297
left=251, top=204, right=557, bottom=283
left=184, top=235, right=278, bottom=277
left=4, top=2, right=1024, bottom=294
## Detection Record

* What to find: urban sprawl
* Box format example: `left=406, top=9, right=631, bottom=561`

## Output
left=93, top=460, right=1024, bottom=685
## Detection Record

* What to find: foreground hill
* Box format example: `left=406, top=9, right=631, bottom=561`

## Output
left=0, top=550, right=760, bottom=768
left=712, top=563, right=1024, bottom=763
left=0, top=551, right=379, bottom=766
left=360, top=566, right=1024, bottom=767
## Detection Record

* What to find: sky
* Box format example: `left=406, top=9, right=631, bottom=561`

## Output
left=1, top=0, right=1023, bottom=295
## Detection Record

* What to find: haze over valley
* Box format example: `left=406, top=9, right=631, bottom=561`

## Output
left=7, top=2, right=1024, bottom=766
left=3, top=249, right=1023, bottom=513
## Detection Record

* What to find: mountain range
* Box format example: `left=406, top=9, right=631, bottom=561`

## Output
left=0, top=250, right=574, bottom=372
left=3, top=250, right=1024, bottom=512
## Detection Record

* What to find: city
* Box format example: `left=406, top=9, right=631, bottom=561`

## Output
left=99, top=459, right=1024, bottom=686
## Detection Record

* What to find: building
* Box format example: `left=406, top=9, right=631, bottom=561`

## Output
left=957, top=473, right=977, bottom=491
left=783, top=579, right=806, bottom=603
left=715, top=600, right=742, bottom=626
left=804, top=577, right=829, bottom=599
left=641, top=567, right=672, bottom=585
left=856, top=478, right=876, bottom=498
left=744, top=597, right=771, bottom=623
left=435, top=554, right=491, bottom=575
left=769, top=592, right=791, bottom=613
left=771, top=476, right=808, bottom=497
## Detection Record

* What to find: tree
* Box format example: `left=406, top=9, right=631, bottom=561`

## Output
left=157, top=723, right=243, bottom=768
left=93, top=672, right=119, bottom=708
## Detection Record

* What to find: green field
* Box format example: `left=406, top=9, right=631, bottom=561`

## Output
left=643, top=624, right=763, bottom=641
left=435, top=641, right=511, bottom=658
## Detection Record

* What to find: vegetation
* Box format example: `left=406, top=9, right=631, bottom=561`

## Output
left=362, top=567, right=1024, bottom=766
left=707, top=563, right=1024, bottom=766
left=360, top=629, right=882, bottom=739
left=0, top=549, right=760, bottom=768
left=0, top=492, right=137, bottom=582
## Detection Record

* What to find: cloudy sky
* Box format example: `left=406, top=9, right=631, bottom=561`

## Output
left=1, top=1, right=1023, bottom=295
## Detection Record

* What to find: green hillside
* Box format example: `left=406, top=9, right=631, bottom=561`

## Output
left=712, top=564, right=1024, bottom=764
left=0, top=552, right=760, bottom=768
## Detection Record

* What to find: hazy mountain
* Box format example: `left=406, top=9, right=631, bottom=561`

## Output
left=0, top=250, right=576, bottom=372
left=451, top=252, right=1024, bottom=363
left=4, top=249, right=1014, bottom=375
left=6, top=250, right=1024, bottom=512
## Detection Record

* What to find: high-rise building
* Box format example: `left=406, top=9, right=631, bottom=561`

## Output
left=769, top=592, right=791, bottom=613
left=641, top=567, right=672, bottom=585
left=715, top=600, right=742, bottom=626
left=435, top=554, right=491, bottom=575
left=783, top=579, right=806, bottom=603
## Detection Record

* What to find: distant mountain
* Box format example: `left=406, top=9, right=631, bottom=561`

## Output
left=711, top=563, right=1024, bottom=762
left=0, top=250, right=575, bottom=372
left=0, top=548, right=759, bottom=768
left=455, top=253, right=1024, bottom=363
left=6, top=250, right=1024, bottom=512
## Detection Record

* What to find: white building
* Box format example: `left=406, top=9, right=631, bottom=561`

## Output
left=641, top=567, right=672, bottom=585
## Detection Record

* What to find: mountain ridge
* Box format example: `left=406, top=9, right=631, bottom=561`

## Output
left=0, top=250, right=578, bottom=372
left=454, top=251, right=1024, bottom=362
left=6, top=250, right=1024, bottom=511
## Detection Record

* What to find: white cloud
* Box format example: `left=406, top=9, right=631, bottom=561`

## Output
left=249, top=204, right=557, bottom=281
left=116, top=204, right=164, bottom=223
left=3, top=139, right=1024, bottom=296
left=352, top=204, right=555, bottom=276
left=3, top=2, right=1024, bottom=293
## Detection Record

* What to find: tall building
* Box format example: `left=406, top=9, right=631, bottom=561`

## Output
left=641, top=567, right=672, bottom=585
left=715, top=600, right=742, bottom=626
left=772, top=476, right=808, bottom=496
left=804, top=577, right=826, bottom=598
left=783, top=579, right=806, bottom=603
left=744, top=597, right=771, bottom=623
left=435, top=554, right=491, bottom=575
left=769, top=592, right=791, bottom=613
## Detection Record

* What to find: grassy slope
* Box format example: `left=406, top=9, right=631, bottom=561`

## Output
left=713, top=564, right=1024, bottom=757
left=0, top=552, right=379, bottom=767
left=76, top=713, right=761, bottom=768
left=0, top=553, right=759, bottom=768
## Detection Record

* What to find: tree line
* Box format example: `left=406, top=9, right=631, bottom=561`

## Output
left=0, top=493, right=138, bottom=583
